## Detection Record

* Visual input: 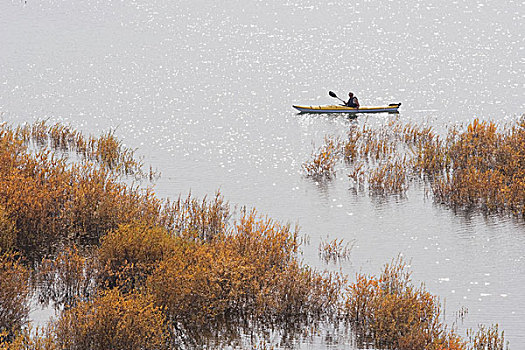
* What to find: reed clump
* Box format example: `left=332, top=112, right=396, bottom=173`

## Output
left=0, top=254, right=30, bottom=343
left=0, top=326, right=56, bottom=350
left=467, top=324, right=508, bottom=350
left=303, top=136, right=341, bottom=179
left=306, top=116, right=525, bottom=217
left=0, top=122, right=165, bottom=258
left=167, top=192, right=231, bottom=241
left=96, top=222, right=178, bottom=292
left=368, top=157, right=410, bottom=194
left=318, top=237, right=354, bottom=263
left=52, top=289, right=169, bottom=350
left=36, top=245, right=96, bottom=309
left=0, top=206, right=17, bottom=252
left=15, top=121, right=148, bottom=177
left=344, top=256, right=466, bottom=350
left=146, top=209, right=346, bottom=345
left=433, top=118, right=525, bottom=217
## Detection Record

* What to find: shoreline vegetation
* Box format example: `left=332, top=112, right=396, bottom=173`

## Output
left=0, top=121, right=511, bottom=349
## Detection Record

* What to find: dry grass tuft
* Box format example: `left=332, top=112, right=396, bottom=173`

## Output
left=318, top=237, right=354, bottom=263
left=467, top=324, right=508, bottom=350
left=303, top=136, right=341, bottom=179
left=0, top=254, right=30, bottom=343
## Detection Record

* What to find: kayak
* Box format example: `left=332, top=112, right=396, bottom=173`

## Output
left=292, top=103, right=401, bottom=114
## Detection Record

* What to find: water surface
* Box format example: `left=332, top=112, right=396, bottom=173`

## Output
left=1, top=0, right=524, bottom=347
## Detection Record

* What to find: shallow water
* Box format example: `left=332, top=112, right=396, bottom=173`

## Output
left=1, top=0, right=524, bottom=347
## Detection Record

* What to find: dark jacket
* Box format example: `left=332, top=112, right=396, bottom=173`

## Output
left=346, top=97, right=359, bottom=108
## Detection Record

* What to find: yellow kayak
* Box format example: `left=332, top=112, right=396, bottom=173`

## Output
left=292, top=103, right=401, bottom=114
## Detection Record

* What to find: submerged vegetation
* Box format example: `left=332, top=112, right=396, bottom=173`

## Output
left=345, top=256, right=464, bottom=350
left=318, top=237, right=354, bottom=264
left=305, top=117, right=525, bottom=218
left=302, top=136, right=341, bottom=179
left=0, top=121, right=510, bottom=349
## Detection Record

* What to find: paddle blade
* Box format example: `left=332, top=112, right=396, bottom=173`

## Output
left=328, top=91, right=338, bottom=98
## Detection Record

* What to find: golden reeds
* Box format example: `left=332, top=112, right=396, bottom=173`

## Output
left=167, top=192, right=231, bottom=241
left=467, top=324, right=508, bottom=350
left=318, top=237, right=354, bottom=263
left=0, top=254, right=30, bottom=343
left=303, top=136, right=341, bottom=179
left=14, top=121, right=152, bottom=177
left=0, top=206, right=17, bottom=252
left=344, top=256, right=466, bottom=350
left=368, top=157, right=410, bottom=194
left=52, top=289, right=169, bottom=350
left=36, top=245, right=96, bottom=309
left=0, top=122, right=513, bottom=349
left=305, top=116, right=525, bottom=217
left=0, top=122, right=166, bottom=257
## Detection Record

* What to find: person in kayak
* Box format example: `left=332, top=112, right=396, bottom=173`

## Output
left=346, top=92, right=360, bottom=108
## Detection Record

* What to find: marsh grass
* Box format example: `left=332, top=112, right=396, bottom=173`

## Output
left=318, top=237, right=354, bottom=264
left=52, top=289, right=169, bottom=350
left=0, top=254, right=30, bottom=343
left=0, top=206, right=17, bottom=252
left=166, top=192, right=231, bottom=241
left=303, top=136, right=341, bottom=179
left=15, top=121, right=151, bottom=177
left=0, top=122, right=512, bottom=349
left=0, top=122, right=168, bottom=258
left=306, top=116, right=525, bottom=217
left=344, top=256, right=466, bottom=350
left=36, top=245, right=96, bottom=309
left=467, top=324, right=508, bottom=350
left=368, top=157, right=410, bottom=194
left=432, top=118, right=525, bottom=217
left=0, top=117, right=348, bottom=347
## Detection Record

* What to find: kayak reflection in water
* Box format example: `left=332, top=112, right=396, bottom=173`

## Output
left=346, top=92, right=360, bottom=108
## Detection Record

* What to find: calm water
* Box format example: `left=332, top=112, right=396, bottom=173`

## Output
left=1, top=0, right=524, bottom=347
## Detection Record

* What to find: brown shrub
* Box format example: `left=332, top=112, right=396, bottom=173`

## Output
left=147, top=209, right=345, bottom=345
left=343, top=256, right=463, bottom=350
left=147, top=241, right=248, bottom=330
left=467, top=324, right=508, bottom=350
left=0, top=122, right=165, bottom=258
left=52, top=289, right=168, bottom=350
left=97, top=222, right=177, bottom=291
left=0, top=254, right=30, bottom=342
left=303, top=136, right=341, bottom=179
left=0, top=206, right=17, bottom=252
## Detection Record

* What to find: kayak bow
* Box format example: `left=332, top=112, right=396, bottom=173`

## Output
left=292, top=103, right=401, bottom=114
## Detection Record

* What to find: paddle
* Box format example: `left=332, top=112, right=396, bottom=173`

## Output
left=328, top=91, right=346, bottom=105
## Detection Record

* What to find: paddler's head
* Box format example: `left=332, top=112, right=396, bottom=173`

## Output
left=348, top=92, right=354, bottom=98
